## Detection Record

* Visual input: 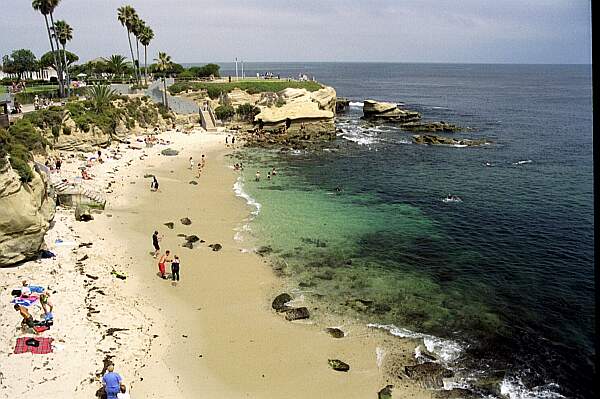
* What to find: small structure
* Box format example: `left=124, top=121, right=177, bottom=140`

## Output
left=0, top=99, right=9, bottom=128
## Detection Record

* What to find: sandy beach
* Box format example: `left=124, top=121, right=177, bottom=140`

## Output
left=1, top=129, right=431, bottom=398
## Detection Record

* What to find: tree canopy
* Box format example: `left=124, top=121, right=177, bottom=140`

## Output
left=39, top=49, right=78, bottom=69
left=2, top=49, right=38, bottom=79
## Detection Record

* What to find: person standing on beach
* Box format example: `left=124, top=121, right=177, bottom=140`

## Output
left=158, top=250, right=172, bottom=279
left=189, top=156, right=194, bottom=170
left=197, top=162, right=202, bottom=178
left=152, top=231, right=161, bottom=258
left=255, top=171, right=261, bottom=181
left=225, top=135, right=229, bottom=145
left=201, top=154, right=206, bottom=168
left=102, top=364, right=122, bottom=399
left=151, top=176, right=159, bottom=191
left=171, top=255, right=180, bottom=281
left=232, top=136, right=235, bottom=146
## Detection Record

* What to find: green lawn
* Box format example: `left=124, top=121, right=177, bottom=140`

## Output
left=169, top=80, right=322, bottom=98
left=0, top=85, right=59, bottom=94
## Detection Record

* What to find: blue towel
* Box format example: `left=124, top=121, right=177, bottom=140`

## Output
left=29, top=286, right=45, bottom=293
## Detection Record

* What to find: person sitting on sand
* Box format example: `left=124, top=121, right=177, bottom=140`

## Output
left=102, top=364, right=123, bottom=399
left=117, top=384, right=131, bottom=399
left=14, top=304, right=38, bottom=332
left=20, top=280, right=31, bottom=297
left=40, top=292, right=53, bottom=319
left=255, top=171, right=260, bottom=181
left=82, top=169, right=92, bottom=180
left=171, top=255, right=180, bottom=281
left=158, top=250, right=172, bottom=279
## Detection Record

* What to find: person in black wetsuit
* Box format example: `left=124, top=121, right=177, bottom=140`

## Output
left=152, top=231, right=160, bottom=258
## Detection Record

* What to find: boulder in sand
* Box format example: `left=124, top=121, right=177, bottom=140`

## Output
left=328, top=359, right=350, bottom=372
left=164, top=222, right=174, bottom=229
left=161, top=148, right=179, bottom=156
left=272, top=293, right=292, bottom=312
left=284, top=307, right=310, bottom=321
left=209, top=243, right=222, bottom=251
left=180, top=217, right=192, bottom=225
left=75, top=205, right=93, bottom=222
left=325, top=327, right=345, bottom=338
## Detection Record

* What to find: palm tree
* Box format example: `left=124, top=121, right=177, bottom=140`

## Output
left=117, top=5, right=139, bottom=84
left=31, top=0, right=64, bottom=96
left=102, top=55, right=131, bottom=80
left=154, top=52, right=172, bottom=108
left=131, top=17, right=145, bottom=84
left=53, top=20, right=73, bottom=96
left=87, top=84, right=118, bottom=113
left=138, top=25, right=154, bottom=86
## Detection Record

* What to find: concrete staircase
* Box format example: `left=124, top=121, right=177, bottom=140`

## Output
left=200, top=107, right=217, bottom=132
left=51, top=178, right=107, bottom=209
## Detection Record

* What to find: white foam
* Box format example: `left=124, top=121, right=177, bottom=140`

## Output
left=349, top=101, right=364, bottom=108
left=500, top=377, right=565, bottom=399
left=513, top=160, right=532, bottom=165
left=367, top=323, right=462, bottom=363
left=233, top=177, right=261, bottom=216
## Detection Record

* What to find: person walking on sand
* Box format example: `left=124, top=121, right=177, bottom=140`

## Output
left=158, top=250, right=172, bottom=279
left=201, top=154, right=206, bottom=168
left=232, top=136, right=235, bottom=146
left=152, top=231, right=161, bottom=258
left=171, top=255, right=181, bottom=281
left=197, top=162, right=202, bottom=178
left=102, top=364, right=123, bottom=399
left=189, top=156, right=194, bottom=170
left=151, top=176, right=159, bottom=191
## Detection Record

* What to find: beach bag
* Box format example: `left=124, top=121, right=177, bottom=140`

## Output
left=25, top=338, right=40, bottom=347
left=11, top=289, right=21, bottom=297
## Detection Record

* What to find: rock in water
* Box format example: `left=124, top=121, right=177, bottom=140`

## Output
left=328, top=359, right=350, bottom=372
left=378, top=385, right=393, bottom=399
left=272, top=293, right=292, bottom=312
left=362, top=99, right=421, bottom=123
left=284, top=307, right=310, bottom=321
left=180, top=217, right=192, bottom=225
left=404, top=362, right=454, bottom=389
left=325, top=328, right=345, bottom=338
left=164, top=222, right=174, bottom=229
left=161, top=148, right=179, bottom=156
left=75, top=205, right=93, bottom=222
left=256, top=245, right=273, bottom=256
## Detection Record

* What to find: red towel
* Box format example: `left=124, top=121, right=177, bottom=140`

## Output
left=14, top=337, right=53, bottom=354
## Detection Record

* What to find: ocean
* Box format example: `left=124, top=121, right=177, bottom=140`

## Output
left=215, top=63, right=593, bottom=398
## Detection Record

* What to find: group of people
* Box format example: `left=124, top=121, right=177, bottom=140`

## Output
left=225, top=135, right=236, bottom=147
left=10, top=80, right=27, bottom=93
left=33, top=95, right=52, bottom=110
left=12, top=280, right=54, bottom=334
left=152, top=231, right=181, bottom=281
left=233, top=162, right=244, bottom=171
left=44, top=155, right=63, bottom=172
left=255, top=167, right=277, bottom=182
left=101, top=364, right=131, bottom=399
left=189, top=154, right=206, bottom=178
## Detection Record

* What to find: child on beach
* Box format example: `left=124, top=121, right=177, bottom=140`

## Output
left=171, top=255, right=180, bottom=281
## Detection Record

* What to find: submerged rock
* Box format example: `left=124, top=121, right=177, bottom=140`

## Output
left=378, top=385, right=394, bottom=399
left=412, top=134, right=489, bottom=147
left=404, top=362, right=454, bottom=389
left=189, top=180, right=198, bottom=185
left=400, top=121, right=462, bottom=133
left=272, top=293, right=292, bottom=312
left=324, top=327, right=345, bottom=338
left=180, top=217, right=192, bottom=225
left=256, top=245, right=273, bottom=256
left=328, top=359, right=350, bottom=372
left=182, top=242, right=193, bottom=249
left=284, top=307, right=310, bottom=321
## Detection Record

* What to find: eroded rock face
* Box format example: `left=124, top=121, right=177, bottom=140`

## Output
left=404, top=362, right=454, bottom=389
left=363, top=100, right=421, bottom=123
left=0, top=162, right=55, bottom=266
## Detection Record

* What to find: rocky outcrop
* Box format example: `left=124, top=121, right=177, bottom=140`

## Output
left=400, top=121, right=462, bottom=133
left=0, top=162, right=55, bottom=267
left=335, top=98, right=350, bottom=114
left=404, top=362, right=454, bottom=389
left=272, top=293, right=292, bottom=312
left=284, top=306, right=310, bottom=321
left=412, top=134, right=489, bottom=147
left=328, top=359, right=350, bottom=372
left=363, top=100, right=421, bottom=123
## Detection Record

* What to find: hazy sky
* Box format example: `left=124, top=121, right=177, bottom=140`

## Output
left=0, top=0, right=591, bottom=64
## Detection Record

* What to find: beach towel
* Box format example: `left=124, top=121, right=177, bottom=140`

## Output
left=29, top=285, right=45, bottom=293
left=33, top=325, right=50, bottom=333
left=14, top=337, right=53, bottom=354
left=11, top=295, right=39, bottom=306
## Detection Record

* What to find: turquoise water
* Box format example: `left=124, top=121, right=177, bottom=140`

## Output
left=225, top=63, right=593, bottom=398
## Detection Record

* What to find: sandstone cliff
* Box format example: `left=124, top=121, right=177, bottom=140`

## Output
left=0, top=161, right=55, bottom=266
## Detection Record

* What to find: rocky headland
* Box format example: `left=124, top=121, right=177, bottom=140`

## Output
left=0, top=161, right=55, bottom=266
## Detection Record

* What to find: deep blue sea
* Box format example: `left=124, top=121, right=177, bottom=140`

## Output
left=212, top=63, right=594, bottom=398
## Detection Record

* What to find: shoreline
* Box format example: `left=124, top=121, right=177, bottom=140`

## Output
left=1, top=130, right=430, bottom=398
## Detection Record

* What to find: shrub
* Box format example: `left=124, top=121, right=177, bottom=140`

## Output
left=236, top=103, right=260, bottom=122
left=206, top=86, right=224, bottom=100
left=10, top=155, right=33, bottom=183
left=62, top=125, right=72, bottom=135
left=215, top=105, right=234, bottom=121
left=51, top=125, right=60, bottom=140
